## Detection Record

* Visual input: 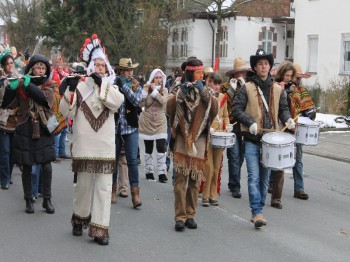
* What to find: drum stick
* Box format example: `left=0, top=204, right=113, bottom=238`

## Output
left=259, top=128, right=276, bottom=132
left=281, top=114, right=300, bottom=132
left=232, top=122, right=238, bottom=126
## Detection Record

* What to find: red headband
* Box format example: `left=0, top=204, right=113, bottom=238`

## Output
left=185, top=65, right=204, bottom=71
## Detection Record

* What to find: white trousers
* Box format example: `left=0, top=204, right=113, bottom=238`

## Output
left=73, top=172, right=112, bottom=228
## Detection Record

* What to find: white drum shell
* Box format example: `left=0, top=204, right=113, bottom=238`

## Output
left=261, top=132, right=296, bottom=170
left=210, top=132, right=236, bottom=148
left=295, top=117, right=320, bottom=145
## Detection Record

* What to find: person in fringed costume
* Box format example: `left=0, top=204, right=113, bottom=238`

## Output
left=201, top=72, right=230, bottom=207
left=166, top=57, right=218, bottom=231
left=1, top=54, right=56, bottom=214
left=60, top=34, right=124, bottom=245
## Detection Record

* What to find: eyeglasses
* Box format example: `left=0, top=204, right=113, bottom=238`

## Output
left=94, top=63, right=106, bottom=68
left=34, top=66, right=47, bottom=70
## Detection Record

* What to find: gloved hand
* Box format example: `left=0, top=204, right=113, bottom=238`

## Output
left=115, top=77, right=123, bottom=89
left=249, top=123, right=258, bottom=135
left=285, top=118, right=296, bottom=130
left=193, top=80, right=204, bottom=91
left=230, top=79, right=237, bottom=90
left=226, top=124, right=233, bottom=133
left=181, top=83, right=190, bottom=94
left=90, top=72, right=102, bottom=87
left=119, top=75, right=126, bottom=85
left=210, top=127, right=215, bottom=134
left=9, top=78, right=19, bottom=90
left=237, top=77, right=246, bottom=85
left=66, top=76, right=80, bottom=92
left=303, top=108, right=317, bottom=120
left=23, top=74, right=31, bottom=88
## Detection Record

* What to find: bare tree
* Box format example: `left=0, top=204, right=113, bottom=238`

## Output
left=191, top=0, right=289, bottom=70
left=0, top=0, right=43, bottom=54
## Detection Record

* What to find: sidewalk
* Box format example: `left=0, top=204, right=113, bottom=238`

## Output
left=303, top=129, right=350, bottom=163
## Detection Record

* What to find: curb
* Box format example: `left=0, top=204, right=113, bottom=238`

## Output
left=320, top=127, right=350, bottom=132
left=303, top=151, right=350, bottom=164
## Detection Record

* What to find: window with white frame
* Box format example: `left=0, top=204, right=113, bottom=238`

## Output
left=262, top=30, right=273, bottom=54
left=342, top=34, right=350, bottom=73
left=179, top=28, right=188, bottom=57
left=219, top=26, right=228, bottom=58
left=307, top=35, right=319, bottom=73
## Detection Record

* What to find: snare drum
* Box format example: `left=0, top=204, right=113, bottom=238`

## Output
left=295, top=117, right=320, bottom=145
left=261, top=132, right=296, bottom=170
left=210, top=131, right=236, bottom=148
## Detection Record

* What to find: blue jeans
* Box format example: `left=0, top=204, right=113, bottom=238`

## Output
left=293, top=143, right=304, bottom=192
left=0, top=131, right=14, bottom=186
left=54, top=126, right=68, bottom=158
left=227, top=132, right=244, bottom=192
left=32, top=164, right=42, bottom=197
left=113, top=131, right=139, bottom=187
left=245, top=141, right=270, bottom=215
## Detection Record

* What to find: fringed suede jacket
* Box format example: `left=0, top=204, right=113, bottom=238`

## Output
left=60, top=77, right=124, bottom=174
left=166, top=83, right=218, bottom=181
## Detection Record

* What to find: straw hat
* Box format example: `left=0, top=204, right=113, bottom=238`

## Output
left=293, top=64, right=311, bottom=78
left=204, top=66, right=214, bottom=76
left=117, top=58, right=139, bottom=69
left=225, top=57, right=251, bottom=77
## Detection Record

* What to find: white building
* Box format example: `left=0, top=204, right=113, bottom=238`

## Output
left=166, top=1, right=294, bottom=74
left=293, top=0, right=350, bottom=89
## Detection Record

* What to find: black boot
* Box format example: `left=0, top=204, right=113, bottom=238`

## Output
left=72, top=224, right=83, bottom=236
left=42, top=198, right=55, bottom=214
left=25, top=199, right=34, bottom=214
left=94, top=236, right=109, bottom=245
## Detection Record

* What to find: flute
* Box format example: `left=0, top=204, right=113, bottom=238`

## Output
left=6, top=75, right=47, bottom=80
left=66, top=74, right=88, bottom=78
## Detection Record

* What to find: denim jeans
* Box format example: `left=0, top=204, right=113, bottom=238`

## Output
left=113, top=131, right=139, bottom=187
left=54, top=126, right=68, bottom=158
left=245, top=141, right=270, bottom=215
left=293, top=143, right=304, bottom=192
left=227, top=132, right=244, bottom=192
left=32, top=164, right=42, bottom=197
left=0, top=131, right=14, bottom=186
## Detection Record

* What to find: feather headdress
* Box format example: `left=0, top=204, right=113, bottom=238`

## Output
left=80, top=34, right=115, bottom=85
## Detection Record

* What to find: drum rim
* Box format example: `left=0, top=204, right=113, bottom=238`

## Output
left=261, top=132, right=296, bottom=145
left=297, top=123, right=320, bottom=128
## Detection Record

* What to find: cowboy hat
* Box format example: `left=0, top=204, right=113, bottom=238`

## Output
left=73, top=64, right=87, bottom=74
left=250, top=49, right=274, bottom=72
left=293, top=64, right=311, bottom=78
left=117, top=58, right=139, bottom=69
left=225, top=57, right=251, bottom=77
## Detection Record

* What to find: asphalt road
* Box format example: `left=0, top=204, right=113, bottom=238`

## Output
left=0, top=137, right=349, bottom=262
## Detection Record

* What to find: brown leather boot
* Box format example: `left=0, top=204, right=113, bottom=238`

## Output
left=271, top=170, right=284, bottom=209
left=131, top=186, right=142, bottom=208
left=111, top=182, right=117, bottom=204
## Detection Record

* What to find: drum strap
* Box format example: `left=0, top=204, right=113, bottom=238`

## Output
left=257, top=87, right=269, bottom=113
